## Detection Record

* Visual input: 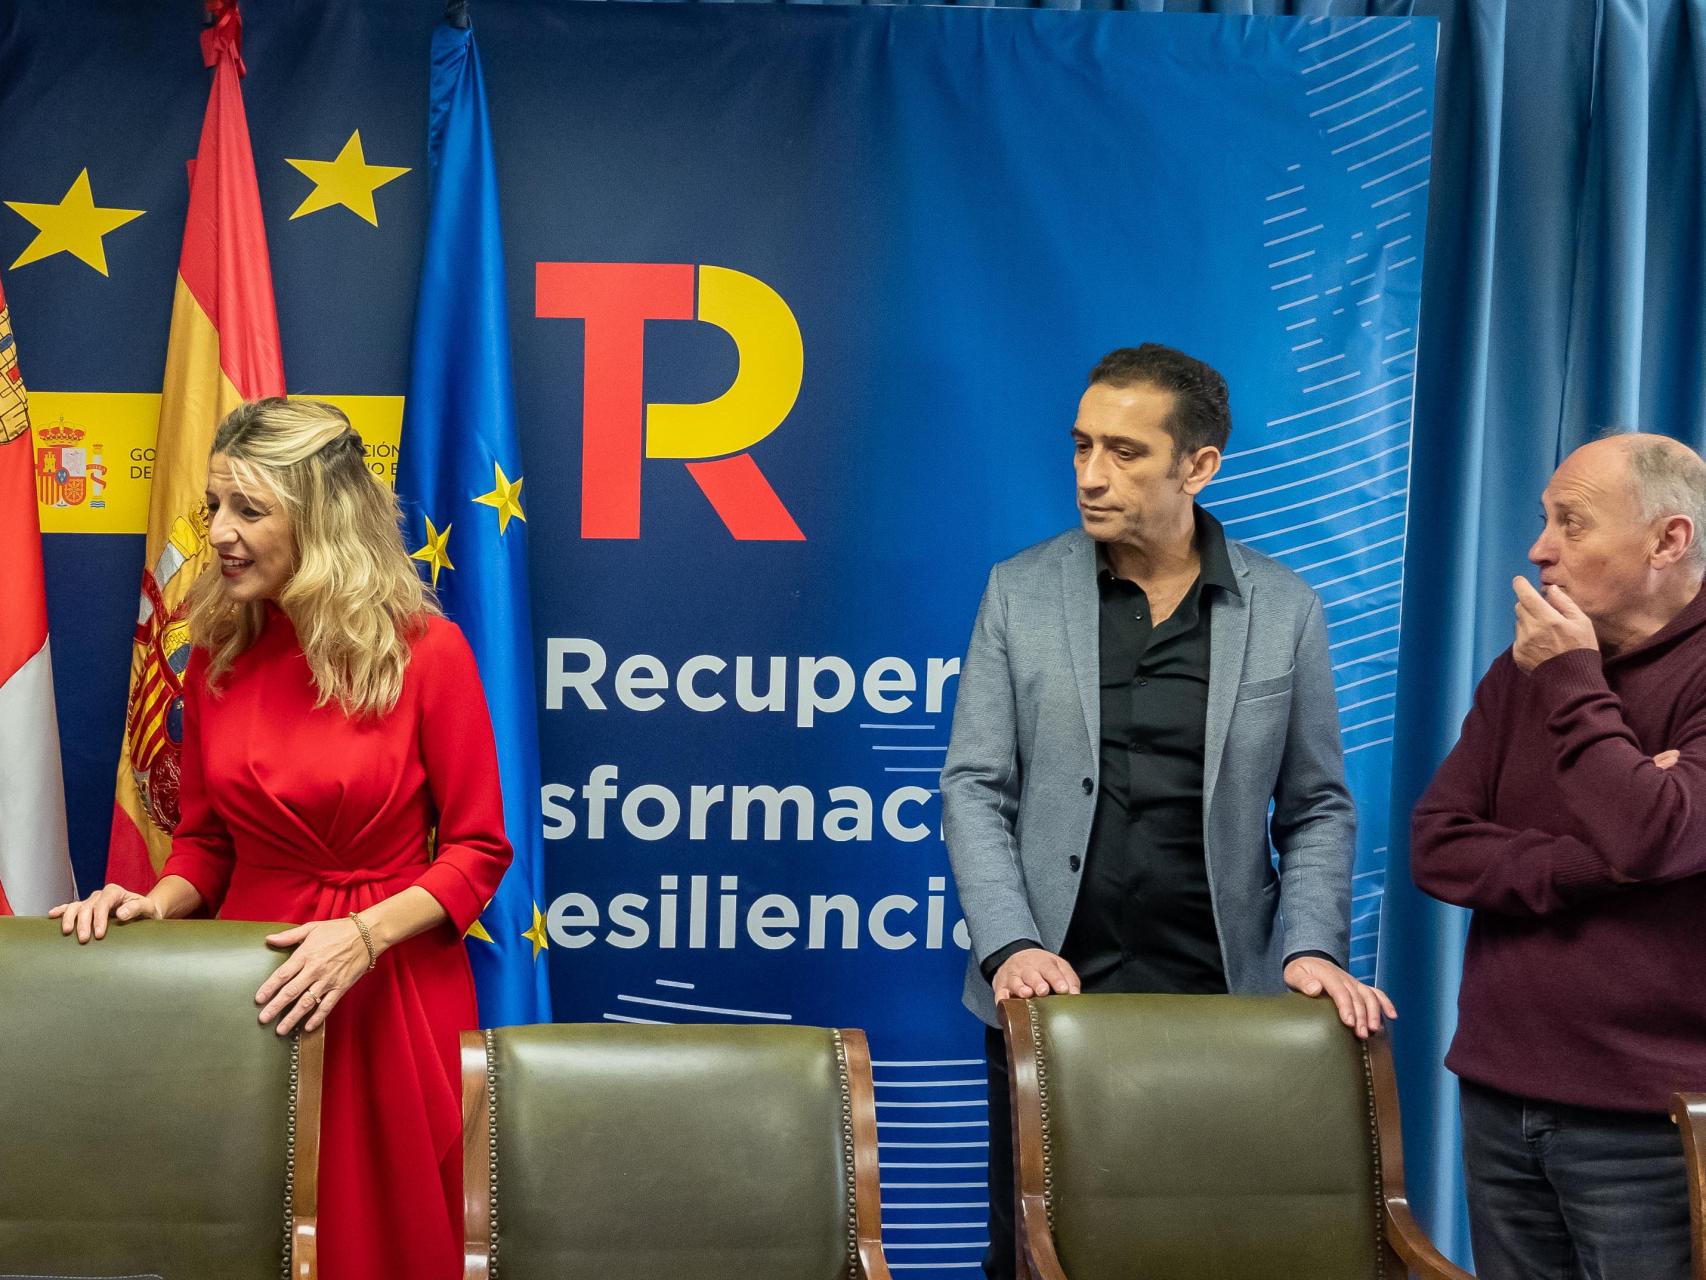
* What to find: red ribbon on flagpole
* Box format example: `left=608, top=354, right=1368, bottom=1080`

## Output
left=200, top=0, right=245, bottom=76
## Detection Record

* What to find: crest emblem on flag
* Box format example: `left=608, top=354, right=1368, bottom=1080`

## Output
left=33, top=419, right=107, bottom=508
left=122, top=514, right=206, bottom=836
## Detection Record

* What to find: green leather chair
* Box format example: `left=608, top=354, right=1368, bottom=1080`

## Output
left=999, top=993, right=1472, bottom=1280
left=461, top=1023, right=892, bottom=1280
left=1672, top=1093, right=1706, bottom=1280
left=0, top=918, right=322, bottom=1280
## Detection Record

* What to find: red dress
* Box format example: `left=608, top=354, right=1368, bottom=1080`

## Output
left=162, top=607, right=511, bottom=1280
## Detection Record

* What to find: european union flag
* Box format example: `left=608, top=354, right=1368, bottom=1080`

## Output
left=397, top=6, right=551, bottom=1027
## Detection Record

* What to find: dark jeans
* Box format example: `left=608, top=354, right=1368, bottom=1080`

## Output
left=984, top=1025, right=1016, bottom=1280
left=1460, top=1078, right=1691, bottom=1280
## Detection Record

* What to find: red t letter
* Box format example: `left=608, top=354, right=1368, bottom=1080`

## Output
left=536, top=262, right=694, bottom=539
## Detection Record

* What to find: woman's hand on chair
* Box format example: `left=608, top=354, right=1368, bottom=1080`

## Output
left=256, top=917, right=374, bottom=1035
left=48, top=883, right=164, bottom=942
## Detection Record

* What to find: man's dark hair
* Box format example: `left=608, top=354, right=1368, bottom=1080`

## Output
left=1087, top=344, right=1232, bottom=459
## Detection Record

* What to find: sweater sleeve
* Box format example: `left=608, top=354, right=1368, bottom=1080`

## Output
left=1411, top=653, right=1623, bottom=916
left=159, top=651, right=235, bottom=913
left=409, top=620, right=514, bottom=934
left=1527, top=647, right=1706, bottom=884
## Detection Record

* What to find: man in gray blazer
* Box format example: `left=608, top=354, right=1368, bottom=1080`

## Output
left=942, top=343, right=1394, bottom=1280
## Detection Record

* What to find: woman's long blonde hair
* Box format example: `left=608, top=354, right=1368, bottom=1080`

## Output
left=187, top=398, right=438, bottom=716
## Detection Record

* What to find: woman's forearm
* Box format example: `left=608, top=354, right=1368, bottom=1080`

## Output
left=150, top=874, right=206, bottom=919
left=358, top=885, right=451, bottom=958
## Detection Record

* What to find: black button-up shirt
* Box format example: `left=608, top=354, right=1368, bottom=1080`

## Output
left=1056, top=506, right=1239, bottom=995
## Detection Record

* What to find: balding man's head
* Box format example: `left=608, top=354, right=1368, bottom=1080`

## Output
left=1528, top=432, right=1706, bottom=649
left=1616, top=434, right=1706, bottom=569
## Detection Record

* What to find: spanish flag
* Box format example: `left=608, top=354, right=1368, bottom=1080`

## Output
left=0, top=272, right=75, bottom=915
left=106, top=0, right=284, bottom=889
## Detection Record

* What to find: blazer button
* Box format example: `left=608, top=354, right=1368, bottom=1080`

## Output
left=1081, top=778, right=1093, bottom=795
left=1068, top=855, right=1082, bottom=872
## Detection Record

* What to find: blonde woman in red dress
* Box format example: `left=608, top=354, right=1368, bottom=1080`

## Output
left=53, top=397, right=511, bottom=1280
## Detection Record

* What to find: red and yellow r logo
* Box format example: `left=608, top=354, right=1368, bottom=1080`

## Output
left=537, top=261, right=805, bottom=541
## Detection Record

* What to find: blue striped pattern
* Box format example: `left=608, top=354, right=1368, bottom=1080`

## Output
left=1204, top=13, right=1434, bottom=984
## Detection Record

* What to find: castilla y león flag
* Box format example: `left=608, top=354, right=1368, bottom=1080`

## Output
left=0, top=272, right=75, bottom=915
left=106, top=0, right=284, bottom=889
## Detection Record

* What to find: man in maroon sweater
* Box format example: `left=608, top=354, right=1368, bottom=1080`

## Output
left=1413, top=433, right=1706, bottom=1280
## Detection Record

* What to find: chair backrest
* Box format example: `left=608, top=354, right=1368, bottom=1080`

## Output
left=1005, top=993, right=1393, bottom=1280
left=0, top=918, right=321, bottom=1280
left=463, top=1023, right=886, bottom=1280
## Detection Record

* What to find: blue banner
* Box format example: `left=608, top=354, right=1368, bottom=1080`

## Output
left=4, top=5, right=1434, bottom=1272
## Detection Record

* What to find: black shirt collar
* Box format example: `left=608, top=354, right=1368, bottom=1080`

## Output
left=1095, top=506, right=1241, bottom=598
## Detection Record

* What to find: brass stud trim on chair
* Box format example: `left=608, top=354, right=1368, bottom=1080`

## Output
left=281, top=1032, right=300, bottom=1280
left=485, top=1028, right=502, bottom=1280
left=833, top=1029, right=861, bottom=1280
left=1359, top=1041, right=1387, bottom=1278
left=1027, top=1001, right=1057, bottom=1231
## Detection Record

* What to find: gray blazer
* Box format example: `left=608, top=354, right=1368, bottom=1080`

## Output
left=942, top=528, right=1355, bottom=1026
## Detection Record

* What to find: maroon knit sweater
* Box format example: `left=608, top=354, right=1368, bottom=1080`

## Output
left=1412, top=585, right=1706, bottom=1114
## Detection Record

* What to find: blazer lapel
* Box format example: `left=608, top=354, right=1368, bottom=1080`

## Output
left=1202, top=544, right=1253, bottom=818
left=1061, top=533, right=1099, bottom=760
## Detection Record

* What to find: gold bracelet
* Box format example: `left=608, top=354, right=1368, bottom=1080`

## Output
left=349, top=911, right=378, bottom=970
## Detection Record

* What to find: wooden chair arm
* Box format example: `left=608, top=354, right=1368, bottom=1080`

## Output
left=841, top=1029, right=897, bottom=1280
left=1363, top=1030, right=1476, bottom=1278
left=859, top=1238, right=896, bottom=1280
left=461, top=1030, right=492, bottom=1280
left=1672, top=1093, right=1706, bottom=1280
left=1384, top=1200, right=1475, bottom=1280
left=291, top=1218, right=317, bottom=1280
left=1001, top=1000, right=1074, bottom=1280
left=290, top=1025, right=324, bottom=1280
left=1020, top=1191, right=1069, bottom=1280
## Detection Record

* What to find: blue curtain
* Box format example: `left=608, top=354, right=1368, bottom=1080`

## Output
left=1381, top=0, right=1706, bottom=1265
left=610, top=0, right=1706, bottom=1264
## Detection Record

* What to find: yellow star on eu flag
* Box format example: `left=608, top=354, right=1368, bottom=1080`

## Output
left=285, top=130, right=410, bottom=226
left=411, top=514, right=453, bottom=586
left=522, top=903, right=549, bottom=961
left=473, top=461, right=526, bottom=535
left=5, top=169, right=144, bottom=275
left=466, top=918, right=495, bottom=944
